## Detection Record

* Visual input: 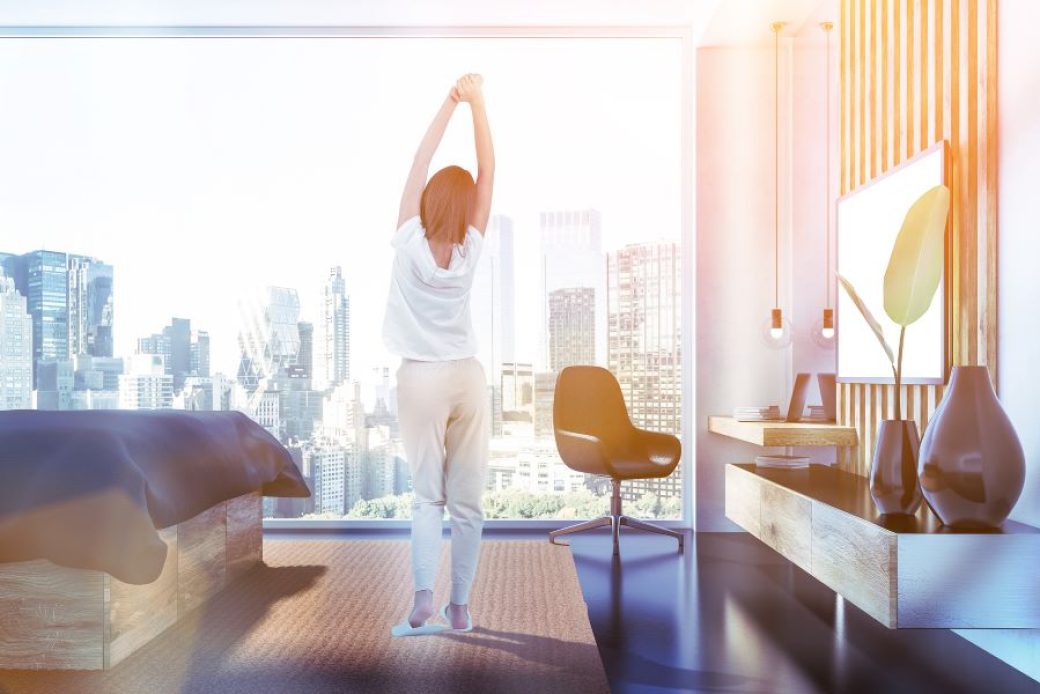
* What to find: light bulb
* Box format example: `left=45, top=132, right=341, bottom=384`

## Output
left=762, top=308, right=793, bottom=348
left=770, top=308, right=784, bottom=338
left=811, top=308, right=836, bottom=349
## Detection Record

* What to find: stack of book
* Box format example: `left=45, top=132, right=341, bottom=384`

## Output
left=801, top=405, right=830, bottom=421
left=754, top=454, right=811, bottom=469
left=733, top=406, right=783, bottom=422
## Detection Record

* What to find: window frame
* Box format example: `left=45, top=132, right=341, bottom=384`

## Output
left=0, top=24, right=695, bottom=531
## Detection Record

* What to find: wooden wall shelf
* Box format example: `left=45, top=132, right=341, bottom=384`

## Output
left=725, top=464, right=1040, bottom=629
left=708, top=416, right=858, bottom=447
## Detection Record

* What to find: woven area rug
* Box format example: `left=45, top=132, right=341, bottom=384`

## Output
left=0, top=539, right=609, bottom=694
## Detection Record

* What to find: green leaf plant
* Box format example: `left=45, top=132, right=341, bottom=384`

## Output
left=837, top=185, right=950, bottom=421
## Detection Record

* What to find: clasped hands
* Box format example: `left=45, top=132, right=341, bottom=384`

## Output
left=449, top=73, right=484, bottom=104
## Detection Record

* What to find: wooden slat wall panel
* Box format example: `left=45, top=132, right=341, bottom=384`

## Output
left=838, top=0, right=997, bottom=476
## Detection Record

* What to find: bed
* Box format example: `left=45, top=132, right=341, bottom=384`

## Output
left=0, top=410, right=310, bottom=670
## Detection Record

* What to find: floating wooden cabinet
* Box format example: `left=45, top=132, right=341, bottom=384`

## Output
left=708, top=416, right=858, bottom=447
left=760, top=483, right=812, bottom=573
left=0, top=491, right=263, bottom=670
left=725, top=464, right=1040, bottom=629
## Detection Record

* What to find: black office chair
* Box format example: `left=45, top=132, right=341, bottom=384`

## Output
left=549, top=365, right=684, bottom=555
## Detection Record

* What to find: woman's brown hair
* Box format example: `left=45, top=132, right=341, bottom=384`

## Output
left=420, top=165, right=475, bottom=246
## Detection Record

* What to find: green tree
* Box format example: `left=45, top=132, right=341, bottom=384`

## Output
left=346, top=493, right=414, bottom=519
left=329, top=487, right=676, bottom=520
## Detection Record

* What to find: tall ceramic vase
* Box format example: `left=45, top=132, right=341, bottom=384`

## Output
left=870, top=419, right=923, bottom=515
left=918, top=365, right=1025, bottom=529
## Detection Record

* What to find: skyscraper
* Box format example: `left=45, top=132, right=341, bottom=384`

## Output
left=296, top=321, right=313, bottom=379
left=548, top=287, right=595, bottom=371
left=138, top=318, right=198, bottom=389
left=191, top=330, right=210, bottom=377
left=35, top=360, right=74, bottom=410
left=0, top=253, right=17, bottom=282
left=236, top=286, right=302, bottom=391
left=0, top=250, right=115, bottom=384
left=308, top=446, right=348, bottom=516
left=167, top=318, right=191, bottom=389
left=607, top=241, right=682, bottom=502
left=471, top=214, right=515, bottom=381
left=362, top=424, right=397, bottom=500
left=321, top=381, right=363, bottom=443
left=0, top=270, right=33, bottom=410
left=501, top=361, right=534, bottom=417
left=533, top=371, right=558, bottom=437
left=73, top=353, right=124, bottom=391
left=67, top=255, right=114, bottom=358
left=137, top=332, right=170, bottom=365
left=315, top=267, right=349, bottom=391
left=539, top=210, right=605, bottom=370
left=18, top=250, right=69, bottom=386
left=119, top=354, right=173, bottom=410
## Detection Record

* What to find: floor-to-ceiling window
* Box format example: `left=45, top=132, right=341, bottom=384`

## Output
left=0, top=31, right=689, bottom=523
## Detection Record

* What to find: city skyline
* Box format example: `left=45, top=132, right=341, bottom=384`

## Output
left=0, top=233, right=683, bottom=520
left=1, top=225, right=675, bottom=387
left=0, top=36, right=681, bottom=378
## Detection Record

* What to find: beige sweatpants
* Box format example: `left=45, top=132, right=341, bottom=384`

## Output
left=396, top=356, right=489, bottom=605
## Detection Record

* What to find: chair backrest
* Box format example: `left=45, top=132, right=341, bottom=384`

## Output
left=553, top=366, right=632, bottom=446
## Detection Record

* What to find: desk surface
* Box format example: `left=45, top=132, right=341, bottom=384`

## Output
left=732, top=463, right=1039, bottom=536
left=708, top=416, right=858, bottom=447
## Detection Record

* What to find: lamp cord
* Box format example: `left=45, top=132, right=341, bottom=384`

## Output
left=825, top=23, right=832, bottom=309
left=774, top=25, right=779, bottom=310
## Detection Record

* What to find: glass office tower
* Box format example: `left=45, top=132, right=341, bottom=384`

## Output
left=23, top=250, right=69, bottom=386
left=68, top=255, right=114, bottom=359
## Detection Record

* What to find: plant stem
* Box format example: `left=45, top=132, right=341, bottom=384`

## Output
left=894, top=325, right=906, bottom=420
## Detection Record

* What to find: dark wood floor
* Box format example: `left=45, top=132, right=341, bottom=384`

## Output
left=563, top=529, right=1038, bottom=694
left=269, top=528, right=1038, bottom=694
left=5, top=528, right=1033, bottom=693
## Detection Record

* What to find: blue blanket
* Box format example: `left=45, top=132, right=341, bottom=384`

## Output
left=0, top=410, right=309, bottom=584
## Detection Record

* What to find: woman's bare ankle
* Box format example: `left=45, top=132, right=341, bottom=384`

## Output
left=409, top=589, right=434, bottom=627
left=447, top=602, right=469, bottom=628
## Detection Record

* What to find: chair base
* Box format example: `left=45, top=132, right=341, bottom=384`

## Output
left=548, top=479, right=684, bottom=555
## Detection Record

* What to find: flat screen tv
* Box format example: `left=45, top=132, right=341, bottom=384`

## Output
left=836, top=141, right=947, bottom=384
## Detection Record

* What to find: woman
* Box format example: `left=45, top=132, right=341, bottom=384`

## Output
left=384, top=73, right=494, bottom=637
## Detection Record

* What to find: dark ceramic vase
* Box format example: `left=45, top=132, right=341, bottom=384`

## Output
left=918, top=365, right=1025, bottom=529
left=870, top=419, right=922, bottom=515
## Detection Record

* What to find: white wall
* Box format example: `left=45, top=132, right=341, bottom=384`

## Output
left=952, top=0, right=1040, bottom=681
left=695, top=30, right=837, bottom=529
left=695, top=44, right=792, bottom=531
left=791, top=24, right=839, bottom=463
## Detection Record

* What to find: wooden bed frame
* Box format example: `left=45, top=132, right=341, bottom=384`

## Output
left=0, top=491, right=263, bottom=670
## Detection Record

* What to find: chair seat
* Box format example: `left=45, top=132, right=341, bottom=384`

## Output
left=607, top=428, right=681, bottom=480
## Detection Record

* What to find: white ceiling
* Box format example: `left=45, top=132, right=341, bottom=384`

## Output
left=0, top=0, right=716, bottom=32
left=699, top=0, right=836, bottom=46
left=0, top=0, right=836, bottom=46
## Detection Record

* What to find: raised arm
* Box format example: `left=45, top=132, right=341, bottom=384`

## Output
left=455, top=74, right=495, bottom=235
left=397, top=88, right=459, bottom=228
